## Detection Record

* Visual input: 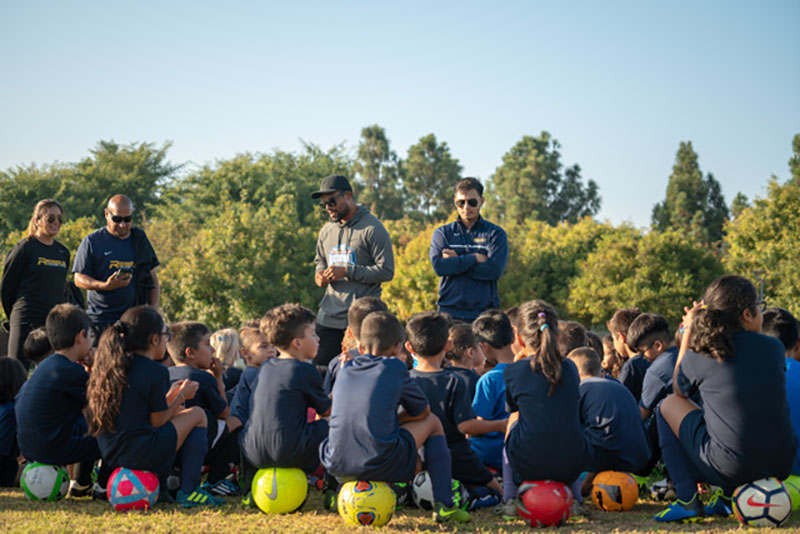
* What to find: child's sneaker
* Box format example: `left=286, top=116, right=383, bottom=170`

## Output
left=322, top=489, right=338, bottom=512
left=67, top=480, right=92, bottom=498
left=241, top=490, right=256, bottom=509
left=704, top=488, right=733, bottom=517
left=653, top=494, right=705, bottom=522
left=468, top=486, right=500, bottom=510
left=91, top=483, right=108, bottom=501
left=177, top=487, right=224, bottom=508
left=493, top=498, right=517, bottom=520
left=205, top=478, right=240, bottom=497
left=434, top=501, right=470, bottom=523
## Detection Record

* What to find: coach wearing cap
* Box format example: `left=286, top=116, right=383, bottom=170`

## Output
left=311, top=175, right=394, bottom=368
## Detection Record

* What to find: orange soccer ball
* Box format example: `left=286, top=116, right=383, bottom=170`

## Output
left=591, top=471, right=639, bottom=512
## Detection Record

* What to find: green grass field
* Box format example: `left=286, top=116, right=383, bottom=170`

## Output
left=1, top=486, right=798, bottom=534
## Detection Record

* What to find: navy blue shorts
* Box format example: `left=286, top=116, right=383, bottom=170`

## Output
left=678, top=410, right=735, bottom=492
left=108, top=424, right=177, bottom=477
left=335, top=427, right=417, bottom=484
left=245, top=420, right=328, bottom=474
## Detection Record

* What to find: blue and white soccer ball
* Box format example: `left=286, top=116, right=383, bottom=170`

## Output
left=733, top=477, right=792, bottom=527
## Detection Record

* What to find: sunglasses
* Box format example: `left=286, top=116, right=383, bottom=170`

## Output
left=455, top=198, right=480, bottom=208
left=319, top=191, right=345, bottom=208
left=109, top=213, right=133, bottom=223
left=161, top=328, right=173, bottom=341
left=42, top=214, right=63, bottom=224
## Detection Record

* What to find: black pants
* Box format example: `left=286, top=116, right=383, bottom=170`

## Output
left=206, top=426, right=241, bottom=484
left=313, top=324, right=345, bottom=371
left=7, top=315, right=38, bottom=370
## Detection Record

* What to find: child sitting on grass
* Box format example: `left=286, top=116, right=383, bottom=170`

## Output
left=87, top=306, right=215, bottom=507
left=407, top=312, right=504, bottom=508
left=608, top=307, right=649, bottom=402
left=0, top=357, right=26, bottom=486
left=226, top=326, right=276, bottom=433
left=168, top=321, right=237, bottom=496
left=497, top=300, right=588, bottom=518
left=566, top=347, right=650, bottom=496
left=15, top=304, right=102, bottom=497
left=320, top=311, right=470, bottom=523
left=469, top=309, right=516, bottom=470
left=323, top=296, right=389, bottom=396
left=239, top=304, right=330, bottom=505
left=22, top=326, right=52, bottom=368
left=654, top=275, right=796, bottom=522
left=445, top=322, right=484, bottom=399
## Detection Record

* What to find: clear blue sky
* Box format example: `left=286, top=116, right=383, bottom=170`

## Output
left=1, top=1, right=798, bottom=227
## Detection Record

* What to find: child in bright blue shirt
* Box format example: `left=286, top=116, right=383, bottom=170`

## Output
left=762, top=307, right=800, bottom=476
left=227, top=325, right=276, bottom=432
left=469, top=309, right=515, bottom=470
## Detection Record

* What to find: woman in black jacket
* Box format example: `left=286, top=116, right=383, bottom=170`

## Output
left=1, top=199, right=69, bottom=369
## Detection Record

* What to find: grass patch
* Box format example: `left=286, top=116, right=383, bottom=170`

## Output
left=1, top=486, right=798, bottom=533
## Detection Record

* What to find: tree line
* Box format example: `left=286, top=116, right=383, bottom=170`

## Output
left=1, top=129, right=798, bottom=330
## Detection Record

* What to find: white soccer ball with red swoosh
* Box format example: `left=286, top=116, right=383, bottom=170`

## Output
left=732, top=477, right=792, bottom=527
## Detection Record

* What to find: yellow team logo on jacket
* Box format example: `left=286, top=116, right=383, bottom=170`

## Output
left=37, top=258, right=66, bottom=268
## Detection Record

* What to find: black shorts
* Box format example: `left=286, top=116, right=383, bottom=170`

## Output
left=450, top=441, right=494, bottom=486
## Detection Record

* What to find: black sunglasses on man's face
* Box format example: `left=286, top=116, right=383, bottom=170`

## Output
left=109, top=213, right=133, bottom=223
left=319, top=191, right=345, bottom=208
left=455, top=198, right=480, bottom=208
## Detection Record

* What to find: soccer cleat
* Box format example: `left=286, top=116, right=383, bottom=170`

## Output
left=493, top=498, right=518, bottom=520
left=67, top=480, right=92, bottom=498
left=322, top=489, right=338, bottom=512
left=468, top=486, right=500, bottom=510
left=434, top=501, right=471, bottom=523
left=177, top=487, right=224, bottom=508
left=204, top=478, right=240, bottom=497
left=704, top=488, right=733, bottom=517
left=653, top=494, right=705, bottom=523
left=240, top=490, right=256, bottom=508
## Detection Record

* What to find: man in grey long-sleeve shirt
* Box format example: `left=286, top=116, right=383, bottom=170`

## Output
left=311, top=175, right=394, bottom=368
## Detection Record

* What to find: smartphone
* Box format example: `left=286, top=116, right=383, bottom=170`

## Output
left=117, top=266, right=134, bottom=276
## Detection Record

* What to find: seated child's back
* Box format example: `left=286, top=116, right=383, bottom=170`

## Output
left=15, top=304, right=99, bottom=466
left=567, top=348, right=650, bottom=474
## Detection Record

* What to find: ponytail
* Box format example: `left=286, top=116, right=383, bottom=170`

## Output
left=690, top=275, right=758, bottom=363
left=518, top=300, right=563, bottom=396
left=87, top=321, right=133, bottom=435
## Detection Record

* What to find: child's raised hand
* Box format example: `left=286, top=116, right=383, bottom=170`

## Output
left=208, top=356, right=223, bottom=378
left=180, top=379, right=199, bottom=400
left=681, top=300, right=705, bottom=329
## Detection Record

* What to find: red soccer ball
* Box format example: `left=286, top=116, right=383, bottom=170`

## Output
left=516, top=480, right=573, bottom=527
left=107, top=467, right=160, bottom=511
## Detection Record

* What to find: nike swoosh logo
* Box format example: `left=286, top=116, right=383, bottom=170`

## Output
left=266, top=468, right=277, bottom=499
left=104, top=251, right=113, bottom=256
left=747, top=495, right=778, bottom=508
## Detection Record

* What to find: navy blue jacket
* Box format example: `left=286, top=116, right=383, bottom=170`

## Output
left=430, top=217, right=508, bottom=321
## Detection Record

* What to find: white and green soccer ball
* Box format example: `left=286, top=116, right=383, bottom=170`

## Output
left=21, top=462, right=70, bottom=501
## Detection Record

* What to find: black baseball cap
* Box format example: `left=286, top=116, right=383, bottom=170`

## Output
left=311, top=174, right=353, bottom=199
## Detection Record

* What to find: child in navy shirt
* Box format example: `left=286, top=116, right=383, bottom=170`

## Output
left=608, top=307, right=649, bottom=401
left=320, top=311, right=470, bottom=523
left=22, top=326, right=52, bottom=368
left=655, top=276, right=797, bottom=522
left=15, top=304, right=101, bottom=493
left=762, top=307, right=800, bottom=476
left=469, top=309, right=516, bottom=470
left=566, top=348, right=650, bottom=496
left=445, top=322, right=484, bottom=399
left=87, top=306, right=217, bottom=507
left=557, top=320, right=587, bottom=357
left=240, top=304, right=330, bottom=501
left=407, top=312, right=505, bottom=505
left=226, top=326, right=276, bottom=433
left=168, top=321, right=236, bottom=494
left=0, top=357, right=26, bottom=486
left=499, top=300, right=588, bottom=517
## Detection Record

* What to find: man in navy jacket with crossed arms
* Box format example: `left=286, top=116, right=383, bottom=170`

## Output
left=430, top=178, right=508, bottom=322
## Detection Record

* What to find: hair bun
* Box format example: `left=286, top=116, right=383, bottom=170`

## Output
left=113, top=321, right=130, bottom=337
